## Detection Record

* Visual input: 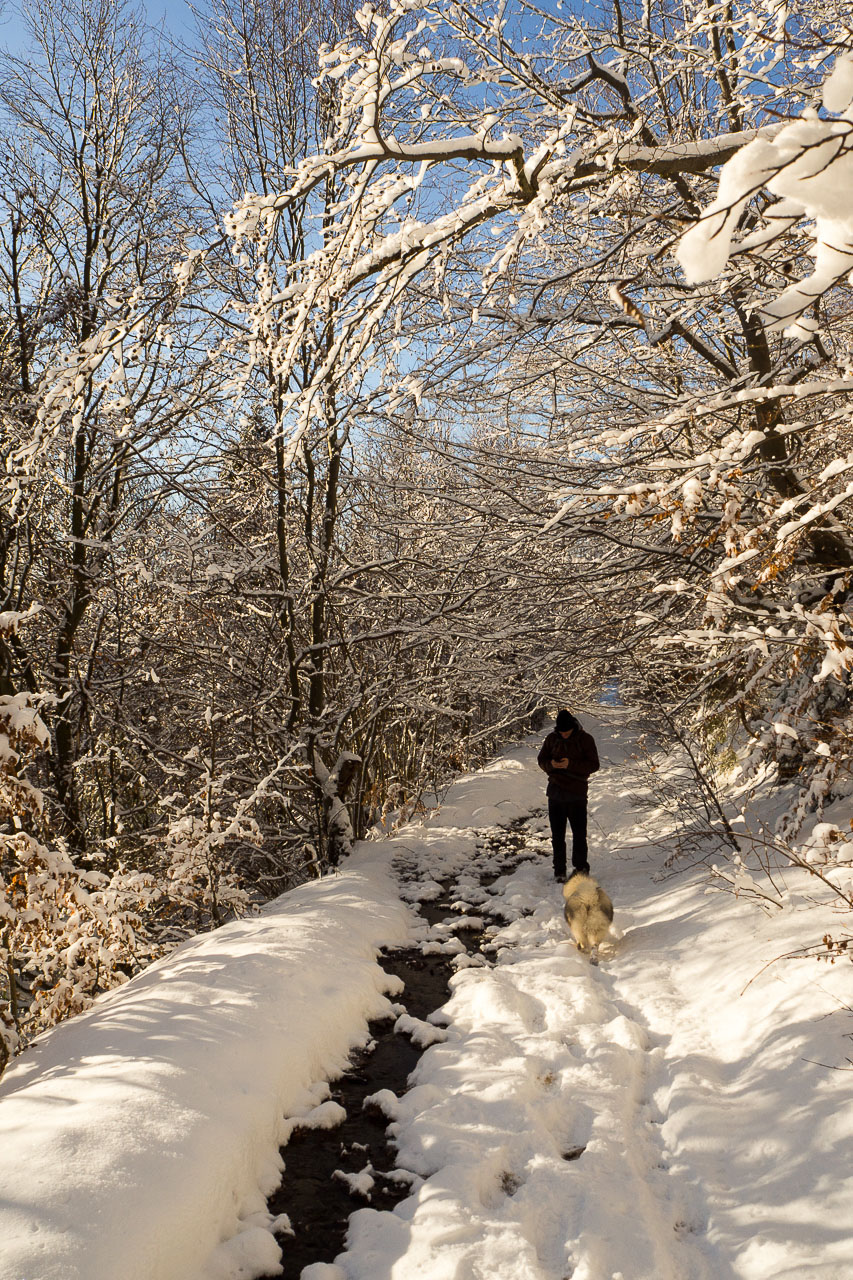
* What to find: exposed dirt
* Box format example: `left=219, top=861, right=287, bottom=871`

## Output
left=261, top=820, right=536, bottom=1279
left=264, top=946, right=456, bottom=1278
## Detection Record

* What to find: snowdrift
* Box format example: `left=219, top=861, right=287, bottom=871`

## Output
left=0, top=853, right=409, bottom=1280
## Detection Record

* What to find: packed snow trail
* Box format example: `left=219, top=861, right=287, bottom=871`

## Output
left=294, top=711, right=853, bottom=1280
left=1, top=708, right=852, bottom=1280
left=316, top=816, right=724, bottom=1279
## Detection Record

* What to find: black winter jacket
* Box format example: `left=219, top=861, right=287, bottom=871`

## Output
left=537, top=729, right=600, bottom=800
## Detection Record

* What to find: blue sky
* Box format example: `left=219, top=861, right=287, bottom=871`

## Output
left=0, top=0, right=194, bottom=52
left=1, top=0, right=594, bottom=55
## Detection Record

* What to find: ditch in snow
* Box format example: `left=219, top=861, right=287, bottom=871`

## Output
left=261, top=820, right=543, bottom=1279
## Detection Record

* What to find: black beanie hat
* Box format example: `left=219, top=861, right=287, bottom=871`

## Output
left=556, top=709, right=579, bottom=732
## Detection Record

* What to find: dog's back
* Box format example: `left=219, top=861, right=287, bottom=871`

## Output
left=562, top=873, right=614, bottom=953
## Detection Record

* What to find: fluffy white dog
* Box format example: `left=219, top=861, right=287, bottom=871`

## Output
left=562, top=872, right=614, bottom=956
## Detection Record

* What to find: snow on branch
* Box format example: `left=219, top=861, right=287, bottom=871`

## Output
left=677, top=51, right=853, bottom=338
left=218, top=0, right=797, bottom=468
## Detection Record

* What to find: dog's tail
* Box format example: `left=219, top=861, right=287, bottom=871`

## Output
left=562, top=874, right=613, bottom=914
left=597, top=886, right=614, bottom=924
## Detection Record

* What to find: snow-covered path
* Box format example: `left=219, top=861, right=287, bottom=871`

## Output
left=343, top=853, right=722, bottom=1280
left=318, top=711, right=853, bottom=1280
left=1, top=710, right=852, bottom=1280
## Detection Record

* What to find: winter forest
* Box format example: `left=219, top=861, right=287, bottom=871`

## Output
left=1, top=0, right=850, bottom=1274
left=2, top=0, right=851, bottom=1065
left=1, top=0, right=853, bottom=1265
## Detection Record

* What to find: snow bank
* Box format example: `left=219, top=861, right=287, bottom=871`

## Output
left=423, top=738, right=547, bottom=829
left=0, top=848, right=410, bottom=1280
left=6, top=715, right=852, bottom=1280
left=325, top=716, right=853, bottom=1280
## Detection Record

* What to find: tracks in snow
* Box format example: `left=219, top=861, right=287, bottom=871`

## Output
left=262, top=812, right=721, bottom=1280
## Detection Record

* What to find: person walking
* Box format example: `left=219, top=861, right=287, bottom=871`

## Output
left=537, top=710, right=600, bottom=882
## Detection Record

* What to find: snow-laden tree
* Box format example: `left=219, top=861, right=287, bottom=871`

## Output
left=183, top=0, right=550, bottom=867
left=3, top=0, right=852, bottom=1062
left=0, top=607, right=165, bottom=1071
left=186, top=0, right=379, bottom=866
left=0, top=0, right=220, bottom=851
left=213, top=0, right=851, bottom=831
left=218, top=0, right=799, bottom=436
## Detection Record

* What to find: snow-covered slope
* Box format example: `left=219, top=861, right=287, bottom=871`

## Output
left=1, top=715, right=851, bottom=1280
left=0, top=854, right=410, bottom=1280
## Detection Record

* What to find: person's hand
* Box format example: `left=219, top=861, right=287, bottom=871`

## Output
left=552, top=758, right=568, bottom=769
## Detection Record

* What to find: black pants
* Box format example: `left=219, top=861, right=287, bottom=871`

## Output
left=548, top=795, right=589, bottom=879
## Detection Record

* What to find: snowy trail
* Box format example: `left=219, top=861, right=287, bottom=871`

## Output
left=331, top=821, right=725, bottom=1279
left=1, top=710, right=852, bottom=1280
left=307, top=712, right=853, bottom=1280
